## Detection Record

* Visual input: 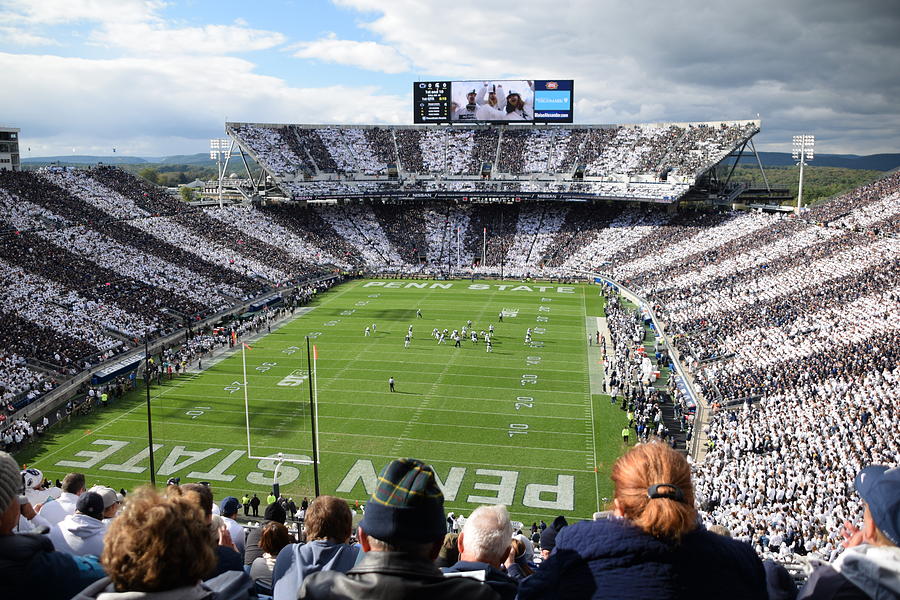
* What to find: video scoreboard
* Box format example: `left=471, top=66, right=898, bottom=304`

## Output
left=414, top=79, right=574, bottom=124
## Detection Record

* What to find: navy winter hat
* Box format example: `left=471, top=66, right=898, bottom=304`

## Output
left=76, top=491, right=105, bottom=520
left=855, top=465, right=900, bottom=546
left=359, top=458, right=446, bottom=544
left=264, top=501, right=287, bottom=523
left=540, top=516, right=569, bottom=551
left=220, top=496, right=241, bottom=516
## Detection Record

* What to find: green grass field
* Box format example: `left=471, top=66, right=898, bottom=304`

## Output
left=16, top=279, right=630, bottom=523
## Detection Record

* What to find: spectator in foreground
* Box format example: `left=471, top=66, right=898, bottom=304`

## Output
left=38, top=472, right=85, bottom=525
left=797, top=465, right=900, bottom=600
left=539, top=515, right=568, bottom=560
left=442, top=504, right=518, bottom=600
left=519, top=441, right=767, bottom=599
left=47, top=491, right=107, bottom=557
left=505, top=537, right=534, bottom=581
left=89, top=485, right=122, bottom=524
left=74, top=486, right=254, bottom=599
left=180, top=482, right=244, bottom=579
left=273, top=495, right=359, bottom=600
left=298, top=458, right=499, bottom=599
left=0, top=451, right=105, bottom=599
left=220, top=496, right=246, bottom=558
left=250, top=521, right=291, bottom=593
left=245, top=500, right=289, bottom=565
left=434, top=532, right=460, bottom=568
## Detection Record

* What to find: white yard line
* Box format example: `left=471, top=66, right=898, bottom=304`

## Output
left=117, top=415, right=590, bottom=436
left=31, top=379, right=199, bottom=468
left=127, top=403, right=590, bottom=422
left=582, top=286, right=601, bottom=513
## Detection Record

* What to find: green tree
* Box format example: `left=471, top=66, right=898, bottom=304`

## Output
left=137, top=167, right=159, bottom=184
left=179, top=186, right=195, bottom=202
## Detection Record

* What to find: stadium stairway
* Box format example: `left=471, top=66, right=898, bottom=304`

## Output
left=643, top=322, right=688, bottom=452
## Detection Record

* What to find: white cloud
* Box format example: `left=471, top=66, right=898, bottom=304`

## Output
left=2, top=1, right=285, bottom=56
left=0, top=25, right=59, bottom=46
left=92, top=22, right=286, bottom=55
left=0, top=0, right=158, bottom=25
left=292, top=34, right=410, bottom=74
left=326, top=0, right=900, bottom=153
left=1, top=51, right=408, bottom=155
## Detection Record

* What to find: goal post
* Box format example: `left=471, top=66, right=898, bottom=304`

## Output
left=240, top=338, right=321, bottom=497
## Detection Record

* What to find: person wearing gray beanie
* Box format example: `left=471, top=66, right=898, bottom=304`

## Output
left=0, top=451, right=19, bottom=512
left=0, top=451, right=105, bottom=599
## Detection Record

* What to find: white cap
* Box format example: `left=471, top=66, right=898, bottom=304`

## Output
left=88, top=485, right=120, bottom=509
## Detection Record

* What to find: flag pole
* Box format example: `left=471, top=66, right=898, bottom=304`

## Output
left=306, top=336, right=321, bottom=497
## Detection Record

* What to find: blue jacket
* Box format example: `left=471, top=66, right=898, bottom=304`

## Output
left=518, top=518, right=767, bottom=600
left=272, top=540, right=359, bottom=600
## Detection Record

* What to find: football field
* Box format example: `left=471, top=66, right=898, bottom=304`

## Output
left=18, top=279, right=629, bottom=522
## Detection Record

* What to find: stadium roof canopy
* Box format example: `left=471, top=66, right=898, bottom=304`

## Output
left=222, top=119, right=761, bottom=205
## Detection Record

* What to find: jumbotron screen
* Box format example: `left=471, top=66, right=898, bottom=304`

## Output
left=413, top=79, right=574, bottom=124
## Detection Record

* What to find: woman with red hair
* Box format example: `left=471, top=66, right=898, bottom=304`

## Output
left=519, top=441, right=767, bottom=599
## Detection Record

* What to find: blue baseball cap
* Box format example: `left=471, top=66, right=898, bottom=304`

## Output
left=220, top=496, right=241, bottom=516
left=855, top=465, right=900, bottom=546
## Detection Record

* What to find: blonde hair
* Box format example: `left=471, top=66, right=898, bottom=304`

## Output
left=102, top=486, right=216, bottom=592
left=611, top=441, right=697, bottom=541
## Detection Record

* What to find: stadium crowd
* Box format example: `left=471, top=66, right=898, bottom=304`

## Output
left=228, top=120, right=757, bottom=202
left=3, top=447, right=897, bottom=599
left=0, top=142, right=898, bottom=597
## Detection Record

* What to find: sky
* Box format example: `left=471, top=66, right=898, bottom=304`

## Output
left=2, top=0, right=899, bottom=157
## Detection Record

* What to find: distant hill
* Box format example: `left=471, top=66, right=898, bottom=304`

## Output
left=23, top=153, right=211, bottom=166
left=22, top=155, right=152, bottom=166
left=146, top=153, right=219, bottom=166
left=728, top=152, right=900, bottom=171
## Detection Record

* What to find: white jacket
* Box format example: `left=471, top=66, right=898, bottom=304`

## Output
left=49, top=513, right=107, bottom=557
left=38, top=491, right=80, bottom=525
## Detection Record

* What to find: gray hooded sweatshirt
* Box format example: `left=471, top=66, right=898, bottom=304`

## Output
left=48, top=513, right=107, bottom=557
left=799, top=544, right=900, bottom=600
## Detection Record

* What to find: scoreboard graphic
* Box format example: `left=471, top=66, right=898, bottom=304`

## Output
left=414, top=79, right=574, bottom=124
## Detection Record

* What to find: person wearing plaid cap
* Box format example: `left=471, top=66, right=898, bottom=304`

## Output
left=299, top=458, right=500, bottom=599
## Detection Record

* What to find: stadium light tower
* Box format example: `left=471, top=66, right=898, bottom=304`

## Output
left=210, top=138, right=231, bottom=209
left=792, top=134, right=814, bottom=214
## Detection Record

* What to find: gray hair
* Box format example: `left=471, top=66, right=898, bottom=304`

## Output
left=462, top=505, right=513, bottom=564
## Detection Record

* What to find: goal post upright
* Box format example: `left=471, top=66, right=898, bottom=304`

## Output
left=242, top=342, right=252, bottom=461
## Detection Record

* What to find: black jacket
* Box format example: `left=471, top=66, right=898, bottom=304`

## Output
left=442, top=560, right=518, bottom=600
left=299, top=551, right=500, bottom=600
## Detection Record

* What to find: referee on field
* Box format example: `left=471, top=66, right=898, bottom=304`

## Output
left=389, top=377, right=395, bottom=392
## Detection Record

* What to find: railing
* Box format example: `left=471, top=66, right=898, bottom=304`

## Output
left=584, top=271, right=710, bottom=461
